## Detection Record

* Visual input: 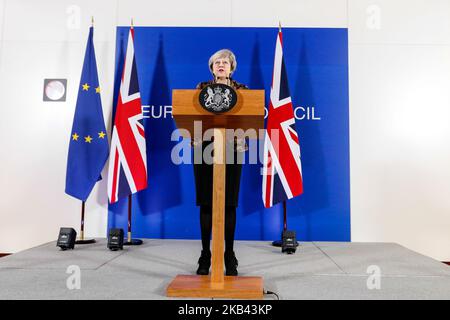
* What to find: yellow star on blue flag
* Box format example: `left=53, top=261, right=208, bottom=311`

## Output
left=65, top=27, right=109, bottom=201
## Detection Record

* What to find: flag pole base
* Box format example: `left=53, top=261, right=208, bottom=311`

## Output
left=271, top=240, right=300, bottom=247
left=124, top=239, right=143, bottom=246
left=75, top=239, right=96, bottom=245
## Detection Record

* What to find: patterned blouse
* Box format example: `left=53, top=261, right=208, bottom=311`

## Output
left=196, top=79, right=249, bottom=90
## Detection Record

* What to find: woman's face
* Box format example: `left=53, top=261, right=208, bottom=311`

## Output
left=212, top=56, right=231, bottom=79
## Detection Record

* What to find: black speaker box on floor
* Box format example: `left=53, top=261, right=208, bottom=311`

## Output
left=57, top=228, right=77, bottom=251
left=282, top=230, right=297, bottom=254
left=107, top=228, right=124, bottom=251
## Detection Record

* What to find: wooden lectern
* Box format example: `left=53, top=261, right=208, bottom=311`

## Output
left=166, top=89, right=265, bottom=299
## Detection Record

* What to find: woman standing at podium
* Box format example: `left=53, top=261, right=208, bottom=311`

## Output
left=193, top=49, right=247, bottom=276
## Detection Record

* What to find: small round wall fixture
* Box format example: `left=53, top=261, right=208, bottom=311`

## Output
left=43, top=79, right=67, bottom=102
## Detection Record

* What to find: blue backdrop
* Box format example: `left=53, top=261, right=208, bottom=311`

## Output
left=108, top=27, right=350, bottom=241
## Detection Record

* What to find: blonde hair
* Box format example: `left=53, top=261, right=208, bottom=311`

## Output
left=208, top=49, right=237, bottom=75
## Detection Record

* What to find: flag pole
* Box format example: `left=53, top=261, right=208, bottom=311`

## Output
left=122, top=17, right=142, bottom=247
left=81, top=201, right=85, bottom=240
left=128, top=195, right=132, bottom=242
left=271, top=200, right=299, bottom=247
left=271, top=22, right=299, bottom=248
left=74, top=18, right=96, bottom=246
left=272, top=22, right=287, bottom=247
left=124, top=194, right=143, bottom=245
left=271, top=201, right=286, bottom=247
left=75, top=201, right=96, bottom=244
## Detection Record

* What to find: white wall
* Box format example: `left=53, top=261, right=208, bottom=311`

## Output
left=0, top=0, right=449, bottom=261
left=348, top=0, right=450, bottom=261
left=0, top=0, right=116, bottom=253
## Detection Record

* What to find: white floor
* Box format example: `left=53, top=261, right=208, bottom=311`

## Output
left=0, top=239, right=449, bottom=300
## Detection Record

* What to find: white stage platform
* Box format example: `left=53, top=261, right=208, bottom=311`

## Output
left=0, top=239, right=448, bottom=300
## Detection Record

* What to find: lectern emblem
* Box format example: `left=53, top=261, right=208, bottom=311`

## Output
left=199, top=84, right=237, bottom=114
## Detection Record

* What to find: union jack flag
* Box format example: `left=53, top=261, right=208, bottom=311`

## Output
left=262, top=29, right=303, bottom=208
left=108, top=27, right=147, bottom=204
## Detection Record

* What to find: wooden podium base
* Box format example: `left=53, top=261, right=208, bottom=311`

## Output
left=170, top=92, right=266, bottom=300
left=167, top=275, right=263, bottom=299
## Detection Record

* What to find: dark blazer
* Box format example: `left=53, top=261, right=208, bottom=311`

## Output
left=193, top=79, right=248, bottom=207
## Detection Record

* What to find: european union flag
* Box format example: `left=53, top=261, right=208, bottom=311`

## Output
left=65, top=27, right=109, bottom=201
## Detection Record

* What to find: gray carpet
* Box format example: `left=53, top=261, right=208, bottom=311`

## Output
left=0, top=239, right=449, bottom=300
